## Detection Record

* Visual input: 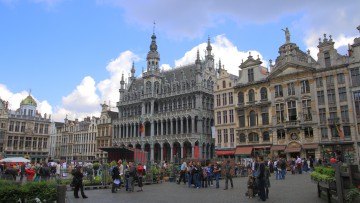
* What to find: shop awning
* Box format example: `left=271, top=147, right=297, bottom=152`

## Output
left=284, top=147, right=301, bottom=153
left=253, top=145, right=271, bottom=149
left=302, top=144, right=319, bottom=149
left=271, top=145, right=286, bottom=151
left=216, top=150, right=235, bottom=156
left=235, top=147, right=253, bottom=155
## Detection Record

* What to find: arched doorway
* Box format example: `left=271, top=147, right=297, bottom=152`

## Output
left=135, top=144, right=141, bottom=150
left=163, top=142, right=171, bottom=162
left=154, top=143, right=161, bottom=162
left=183, top=141, right=192, bottom=159
left=144, top=143, right=150, bottom=160
left=173, top=142, right=181, bottom=163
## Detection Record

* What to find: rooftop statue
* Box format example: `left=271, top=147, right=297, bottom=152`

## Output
left=282, top=27, right=290, bottom=43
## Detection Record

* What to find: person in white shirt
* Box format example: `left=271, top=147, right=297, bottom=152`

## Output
left=296, top=156, right=302, bottom=174
left=56, top=162, right=61, bottom=179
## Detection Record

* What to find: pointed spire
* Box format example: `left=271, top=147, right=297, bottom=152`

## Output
left=206, top=36, right=212, bottom=53
left=131, top=61, right=135, bottom=77
left=195, top=48, right=201, bottom=64
left=218, top=59, right=222, bottom=70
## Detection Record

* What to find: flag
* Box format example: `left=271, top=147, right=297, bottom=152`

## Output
left=140, top=123, right=144, bottom=133
left=336, top=125, right=344, bottom=138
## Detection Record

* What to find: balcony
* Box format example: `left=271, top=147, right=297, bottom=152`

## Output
left=285, top=120, right=299, bottom=128
left=328, top=117, right=340, bottom=125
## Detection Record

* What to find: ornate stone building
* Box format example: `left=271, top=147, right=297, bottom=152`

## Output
left=214, top=61, right=239, bottom=158
left=96, top=103, right=118, bottom=161
left=1, top=95, right=51, bottom=163
left=215, top=26, right=360, bottom=163
left=60, top=116, right=98, bottom=163
left=113, top=33, right=216, bottom=163
left=0, top=99, right=9, bottom=159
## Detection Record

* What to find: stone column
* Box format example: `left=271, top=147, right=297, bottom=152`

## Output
left=142, top=103, right=145, bottom=115
left=160, top=146, right=163, bottom=163
left=129, top=124, right=132, bottom=138
left=199, top=143, right=203, bottom=159
left=170, top=119, right=174, bottom=135
left=180, top=118, right=184, bottom=134
left=191, top=145, right=195, bottom=159
left=161, top=120, right=164, bottom=136
left=151, top=121, right=154, bottom=137
left=151, top=100, right=154, bottom=115
left=180, top=145, right=184, bottom=159
left=191, top=116, right=195, bottom=134
left=124, top=124, right=127, bottom=138
left=170, top=147, right=173, bottom=163
left=150, top=145, right=154, bottom=161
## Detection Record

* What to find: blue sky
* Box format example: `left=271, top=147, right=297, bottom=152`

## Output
left=0, top=0, right=359, bottom=121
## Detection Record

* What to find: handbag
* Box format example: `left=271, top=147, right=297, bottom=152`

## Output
left=113, top=178, right=120, bottom=185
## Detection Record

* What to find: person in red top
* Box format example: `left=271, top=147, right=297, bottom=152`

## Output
left=136, top=163, right=145, bottom=192
left=330, top=157, right=337, bottom=164
left=25, top=166, right=36, bottom=182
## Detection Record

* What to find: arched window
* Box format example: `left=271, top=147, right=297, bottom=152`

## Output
left=238, top=92, right=244, bottom=104
left=222, top=80, right=226, bottom=88
left=154, top=81, right=160, bottom=94
left=248, top=132, right=259, bottom=142
left=239, top=133, right=246, bottom=143
left=146, top=81, right=152, bottom=94
left=260, top=87, right=267, bottom=100
left=263, top=131, right=270, bottom=141
left=249, top=89, right=255, bottom=102
left=249, top=111, right=256, bottom=126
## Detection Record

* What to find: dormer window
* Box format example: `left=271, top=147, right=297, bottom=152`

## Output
left=324, top=52, right=331, bottom=68
left=248, top=68, right=254, bottom=82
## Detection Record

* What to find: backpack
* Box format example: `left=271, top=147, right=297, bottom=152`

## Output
left=110, top=166, right=116, bottom=176
left=203, top=169, right=208, bottom=178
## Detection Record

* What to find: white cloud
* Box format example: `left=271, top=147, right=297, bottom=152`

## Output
left=174, top=35, right=266, bottom=76
left=97, top=50, right=140, bottom=106
left=0, top=84, right=52, bottom=116
left=62, top=76, right=100, bottom=112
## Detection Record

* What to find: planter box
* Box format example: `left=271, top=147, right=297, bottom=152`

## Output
left=319, top=181, right=337, bottom=191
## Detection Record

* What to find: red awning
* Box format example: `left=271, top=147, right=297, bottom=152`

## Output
left=302, top=144, right=319, bottom=149
left=216, top=150, right=235, bottom=156
left=284, top=147, right=301, bottom=153
left=253, top=145, right=271, bottom=149
left=235, top=147, right=253, bottom=155
left=271, top=145, right=286, bottom=151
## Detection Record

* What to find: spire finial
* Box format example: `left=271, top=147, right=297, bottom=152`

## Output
left=29, top=88, right=31, bottom=96
left=153, top=21, right=156, bottom=34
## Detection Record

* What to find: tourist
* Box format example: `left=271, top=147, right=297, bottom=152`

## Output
left=137, top=163, right=145, bottom=192
left=111, top=162, right=121, bottom=193
left=177, top=160, right=187, bottom=184
left=118, top=160, right=124, bottom=188
left=223, top=160, right=233, bottom=190
left=309, top=156, right=314, bottom=171
left=72, top=166, right=88, bottom=199
left=128, top=162, right=137, bottom=192
left=280, top=158, right=287, bottom=179
left=275, top=157, right=282, bottom=180
left=187, top=161, right=193, bottom=188
left=39, top=162, right=51, bottom=181
left=25, top=166, right=36, bottom=182
left=207, top=163, right=213, bottom=186
left=201, top=164, right=208, bottom=188
left=213, top=162, right=221, bottom=189
left=296, top=156, right=302, bottom=174
left=20, top=163, right=26, bottom=182
left=56, top=162, right=61, bottom=180
left=256, top=155, right=266, bottom=201
left=265, top=163, right=271, bottom=199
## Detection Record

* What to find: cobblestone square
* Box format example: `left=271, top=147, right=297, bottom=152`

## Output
left=66, top=173, right=327, bottom=203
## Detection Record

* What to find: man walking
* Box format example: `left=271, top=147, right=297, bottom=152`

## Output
left=177, top=160, right=187, bottom=184
left=224, top=160, right=233, bottom=190
left=128, top=162, right=137, bottom=192
left=296, top=156, right=302, bottom=174
left=257, top=156, right=266, bottom=201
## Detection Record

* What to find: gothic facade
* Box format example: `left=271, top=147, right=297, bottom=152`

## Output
left=113, top=33, right=216, bottom=163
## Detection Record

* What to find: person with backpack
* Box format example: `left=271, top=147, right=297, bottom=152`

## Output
left=201, top=164, right=208, bottom=188
left=207, top=163, right=214, bottom=186
left=39, top=162, right=51, bottom=181
left=111, top=162, right=121, bottom=193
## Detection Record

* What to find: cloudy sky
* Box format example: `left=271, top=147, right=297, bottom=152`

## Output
left=0, top=0, right=359, bottom=121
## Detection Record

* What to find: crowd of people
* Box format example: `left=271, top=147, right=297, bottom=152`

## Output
left=0, top=161, right=61, bottom=182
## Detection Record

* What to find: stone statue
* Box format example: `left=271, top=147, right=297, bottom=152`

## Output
left=282, top=27, right=290, bottom=43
